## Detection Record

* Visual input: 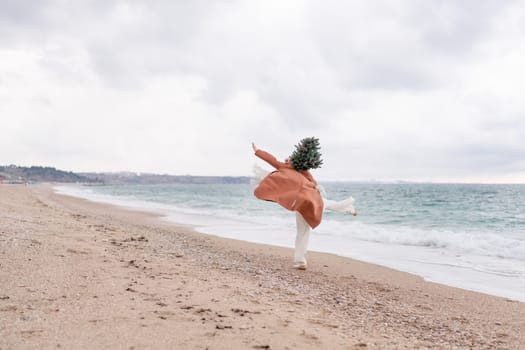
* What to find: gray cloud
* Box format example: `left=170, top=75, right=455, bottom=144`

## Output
left=1, top=0, right=525, bottom=181
left=406, top=0, right=512, bottom=54
left=307, top=0, right=514, bottom=92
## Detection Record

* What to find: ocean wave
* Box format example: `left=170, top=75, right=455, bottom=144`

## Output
left=319, top=219, right=525, bottom=262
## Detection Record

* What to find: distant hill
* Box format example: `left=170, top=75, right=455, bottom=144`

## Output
left=0, top=165, right=97, bottom=184
left=80, top=172, right=250, bottom=185
left=0, top=165, right=250, bottom=185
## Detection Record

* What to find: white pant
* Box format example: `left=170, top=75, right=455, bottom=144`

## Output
left=294, top=212, right=311, bottom=264
left=292, top=196, right=356, bottom=264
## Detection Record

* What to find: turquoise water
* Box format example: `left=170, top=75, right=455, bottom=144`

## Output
left=56, top=183, right=525, bottom=301
left=347, top=183, right=525, bottom=234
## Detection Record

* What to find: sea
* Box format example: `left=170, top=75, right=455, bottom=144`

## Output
left=55, top=182, right=525, bottom=302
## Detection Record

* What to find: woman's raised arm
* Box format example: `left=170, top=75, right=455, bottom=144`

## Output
left=252, top=143, right=286, bottom=169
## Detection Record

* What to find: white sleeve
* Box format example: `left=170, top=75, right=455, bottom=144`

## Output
left=250, top=164, right=271, bottom=185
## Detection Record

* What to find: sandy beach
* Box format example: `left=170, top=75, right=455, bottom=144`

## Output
left=1, top=185, right=524, bottom=349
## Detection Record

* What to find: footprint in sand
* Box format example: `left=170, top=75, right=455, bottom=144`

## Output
left=0, top=305, right=17, bottom=312
left=66, top=248, right=90, bottom=255
left=20, top=329, right=44, bottom=337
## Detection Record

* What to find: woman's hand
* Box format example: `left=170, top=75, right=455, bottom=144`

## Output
left=252, top=142, right=258, bottom=152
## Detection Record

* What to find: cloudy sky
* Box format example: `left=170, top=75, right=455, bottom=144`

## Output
left=1, top=1, right=525, bottom=183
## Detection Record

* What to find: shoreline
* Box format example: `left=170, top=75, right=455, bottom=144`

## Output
left=1, top=184, right=524, bottom=349
left=54, top=183, right=525, bottom=303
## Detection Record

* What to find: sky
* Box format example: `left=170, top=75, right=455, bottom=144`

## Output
left=1, top=0, right=525, bottom=183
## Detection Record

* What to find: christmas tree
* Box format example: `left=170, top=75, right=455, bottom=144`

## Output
left=289, top=137, right=323, bottom=171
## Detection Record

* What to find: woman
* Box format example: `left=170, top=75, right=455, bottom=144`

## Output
left=252, top=138, right=356, bottom=270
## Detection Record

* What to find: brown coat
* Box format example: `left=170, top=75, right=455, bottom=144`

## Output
left=253, top=149, right=324, bottom=228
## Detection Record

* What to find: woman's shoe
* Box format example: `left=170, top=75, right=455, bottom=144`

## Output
left=293, top=261, right=307, bottom=270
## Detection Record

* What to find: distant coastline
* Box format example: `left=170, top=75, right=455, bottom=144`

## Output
left=78, top=171, right=250, bottom=185
left=0, top=165, right=250, bottom=185
left=3, top=164, right=521, bottom=186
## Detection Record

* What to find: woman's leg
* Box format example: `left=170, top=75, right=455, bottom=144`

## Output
left=294, top=212, right=311, bottom=266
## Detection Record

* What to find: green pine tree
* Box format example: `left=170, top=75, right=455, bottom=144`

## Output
left=289, top=137, right=323, bottom=171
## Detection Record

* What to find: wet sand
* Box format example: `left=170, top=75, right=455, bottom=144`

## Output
left=1, top=184, right=524, bottom=349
